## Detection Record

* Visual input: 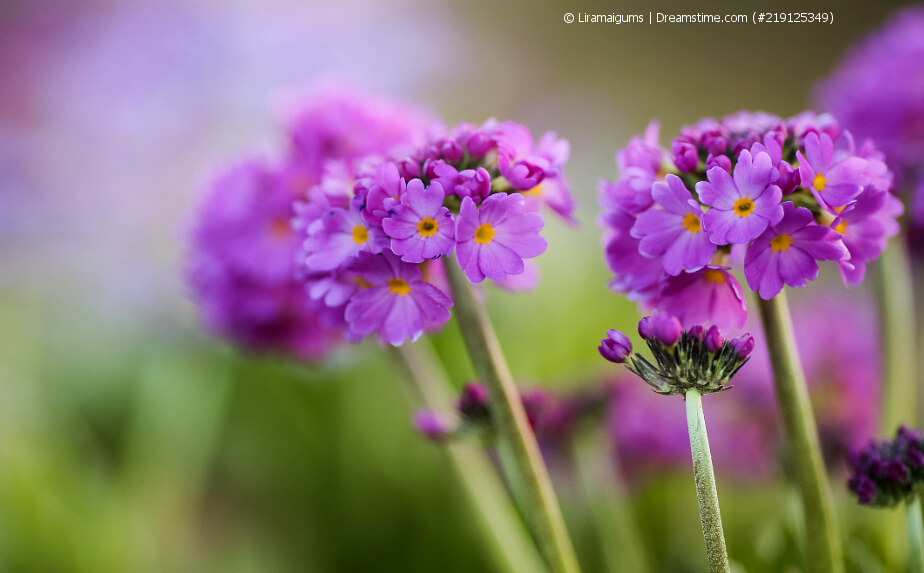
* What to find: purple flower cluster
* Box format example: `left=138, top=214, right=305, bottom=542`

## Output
left=600, top=113, right=901, bottom=329
left=187, top=85, right=437, bottom=357
left=295, top=119, right=574, bottom=346
left=600, top=315, right=754, bottom=396
left=817, top=6, right=924, bottom=226
left=847, top=426, right=924, bottom=507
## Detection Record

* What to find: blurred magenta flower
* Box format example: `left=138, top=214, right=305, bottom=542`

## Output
left=816, top=6, right=924, bottom=225
left=186, top=156, right=342, bottom=359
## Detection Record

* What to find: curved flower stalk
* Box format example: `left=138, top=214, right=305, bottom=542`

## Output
left=848, top=425, right=924, bottom=572
left=185, top=84, right=567, bottom=573
left=817, top=5, right=924, bottom=438
left=600, top=111, right=902, bottom=572
left=598, top=315, right=753, bottom=573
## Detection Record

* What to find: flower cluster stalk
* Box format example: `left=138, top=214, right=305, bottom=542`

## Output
left=685, top=389, right=730, bottom=573
left=444, top=259, right=581, bottom=573
left=756, top=292, right=843, bottom=573
left=390, top=342, right=545, bottom=573
left=877, top=236, right=917, bottom=432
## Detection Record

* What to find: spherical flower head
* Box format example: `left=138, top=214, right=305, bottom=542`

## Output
left=599, top=329, right=632, bottom=363
left=607, top=320, right=752, bottom=396
left=382, top=180, right=455, bottom=263
left=796, top=132, right=869, bottom=210
left=343, top=251, right=453, bottom=346
left=303, top=198, right=389, bottom=272
left=187, top=157, right=340, bottom=359
left=696, top=149, right=784, bottom=245
left=744, top=202, right=848, bottom=300
left=455, top=193, right=547, bottom=283
left=457, top=382, right=491, bottom=421
left=637, top=315, right=682, bottom=346
left=281, top=82, right=438, bottom=185
left=413, top=409, right=456, bottom=441
left=658, top=266, right=747, bottom=331
left=631, top=174, right=715, bottom=275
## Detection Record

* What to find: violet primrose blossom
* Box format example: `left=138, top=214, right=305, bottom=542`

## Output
left=599, top=112, right=900, bottom=327
left=295, top=118, right=575, bottom=345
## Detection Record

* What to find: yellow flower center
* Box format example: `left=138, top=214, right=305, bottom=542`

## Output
left=771, top=234, right=793, bottom=252
left=474, top=223, right=495, bottom=244
left=704, top=270, right=725, bottom=284
left=733, top=197, right=755, bottom=217
left=523, top=183, right=544, bottom=197
left=682, top=213, right=702, bottom=233
left=417, top=217, right=438, bottom=237
left=813, top=173, right=827, bottom=192
left=352, top=225, right=369, bottom=244
left=834, top=221, right=847, bottom=234
left=388, top=278, right=411, bottom=296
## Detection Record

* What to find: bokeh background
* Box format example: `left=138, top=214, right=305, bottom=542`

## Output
left=0, top=0, right=917, bottom=571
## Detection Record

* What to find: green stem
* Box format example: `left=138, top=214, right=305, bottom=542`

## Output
left=756, top=292, right=844, bottom=573
left=877, top=236, right=917, bottom=432
left=907, top=496, right=924, bottom=573
left=390, top=342, right=546, bottom=573
left=444, top=260, right=581, bottom=573
left=684, top=389, right=730, bottom=573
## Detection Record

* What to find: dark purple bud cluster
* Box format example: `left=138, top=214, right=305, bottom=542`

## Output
left=847, top=425, right=924, bottom=507
left=599, top=316, right=754, bottom=396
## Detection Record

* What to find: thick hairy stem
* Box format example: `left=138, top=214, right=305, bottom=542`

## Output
left=685, top=389, right=730, bottom=573
left=757, top=293, right=844, bottom=573
left=444, top=261, right=581, bottom=573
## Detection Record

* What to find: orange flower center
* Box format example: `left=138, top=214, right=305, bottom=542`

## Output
left=733, top=197, right=755, bottom=217
left=474, top=223, right=495, bottom=244
left=417, top=217, right=438, bottom=237
left=704, top=270, right=725, bottom=283
left=771, top=234, right=793, bottom=252
left=682, top=213, right=702, bottom=233
left=269, top=218, right=292, bottom=239
left=388, top=278, right=411, bottom=295
left=834, top=221, right=847, bottom=234
left=352, top=225, right=369, bottom=244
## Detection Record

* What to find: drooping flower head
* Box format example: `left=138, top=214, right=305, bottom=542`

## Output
left=600, top=316, right=753, bottom=396
left=817, top=6, right=924, bottom=229
left=600, top=112, right=900, bottom=328
left=295, top=117, right=574, bottom=346
left=609, top=293, right=880, bottom=482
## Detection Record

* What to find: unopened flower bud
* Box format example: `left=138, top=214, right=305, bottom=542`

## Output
left=599, top=330, right=632, bottom=363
